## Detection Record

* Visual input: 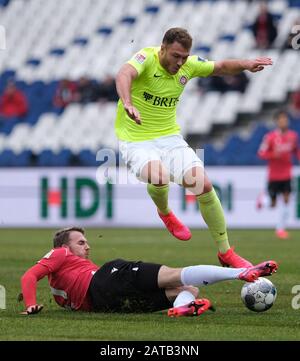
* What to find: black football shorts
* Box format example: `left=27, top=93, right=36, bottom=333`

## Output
left=88, top=258, right=172, bottom=313
left=268, top=179, right=292, bottom=200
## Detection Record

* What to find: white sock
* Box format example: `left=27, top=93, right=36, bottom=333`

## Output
left=258, top=192, right=271, bottom=208
left=173, top=290, right=195, bottom=307
left=276, top=201, right=289, bottom=231
left=181, top=265, right=245, bottom=287
left=261, top=192, right=270, bottom=208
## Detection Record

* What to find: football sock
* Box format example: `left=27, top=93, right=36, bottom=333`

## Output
left=181, top=265, right=244, bottom=286
left=173, top=290, right=195, bottom=307
left=196, top=188, right=230, bottom=254
left=258, top=191, right=270, bottom=208
left=276, top=200, right=289, bottom=231
left=147, top=184, right=170, bottom=215
left=263, top=193, right=271, bottom=207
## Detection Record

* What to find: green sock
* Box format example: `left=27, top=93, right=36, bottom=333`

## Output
left=196, top=188, right=230, bottom=254
left=147, top=184, right=170, bottom=215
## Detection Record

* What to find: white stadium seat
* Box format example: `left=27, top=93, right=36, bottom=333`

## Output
left=0, top=0, right=299, bottom=157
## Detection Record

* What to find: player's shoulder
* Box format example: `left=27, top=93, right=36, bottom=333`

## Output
left=38, top=247, right=70, bottom=271
left=185, top=54, right=212, bottom=68
left=188, top=54, right=210, bottom=62
left=288, top=129, right=298, bottom=137
left=41, top=247, right=68, bottom=260
left=267, top=129, right=277, bottom=137
left=133, top=47, right=158, bottom=61
left=139, top=46, right=158, bottom=54
left=262, top=130, right=275, bottom=143
left=183, top=54, right=214, bottom=76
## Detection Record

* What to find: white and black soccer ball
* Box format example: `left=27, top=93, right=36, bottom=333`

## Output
left=241, top=277, right=277, bottom=312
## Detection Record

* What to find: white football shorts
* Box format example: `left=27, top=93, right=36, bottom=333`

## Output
left=119, top=134, right=203, bottom=184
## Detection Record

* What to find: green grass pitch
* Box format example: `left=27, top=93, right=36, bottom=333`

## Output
left=0, top=228, right=299, bottom=341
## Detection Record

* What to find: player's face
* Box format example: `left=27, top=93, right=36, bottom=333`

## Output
left=160, top=41, right=190, bottom=75
left=67, top=231, right=90, bottom=259
left=277, top=113, right=289, bottom=131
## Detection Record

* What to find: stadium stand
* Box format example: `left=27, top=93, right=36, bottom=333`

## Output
left=0, top=0, right=299, bottom=166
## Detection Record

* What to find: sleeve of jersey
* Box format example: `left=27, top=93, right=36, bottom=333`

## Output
left=258, top=134, right=274, bottom=160
left=38, top=247, right=68, bottom=273
left=188, top=55, right=215, bottom=78
left=21, top=263, right=50, bottom=308
left=127, top=49, right=150, bottom=76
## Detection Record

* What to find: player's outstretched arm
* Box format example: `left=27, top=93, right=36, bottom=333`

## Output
left=212, top=57, right=273, bottom=76
left=20, top=263, right=49, bottom=315
left=116, top=64, right=141, bottom=124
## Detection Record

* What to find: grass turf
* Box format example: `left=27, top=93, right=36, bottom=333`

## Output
left=0, top=228, right=299, bottom=341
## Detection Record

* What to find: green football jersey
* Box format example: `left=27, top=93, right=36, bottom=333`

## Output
left=115, top=47, right=214, bottom=142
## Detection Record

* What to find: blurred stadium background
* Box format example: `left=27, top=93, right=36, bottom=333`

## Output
left=0, top=0, right=300, bottom=229
left=1, top=0, right=300, bottom=343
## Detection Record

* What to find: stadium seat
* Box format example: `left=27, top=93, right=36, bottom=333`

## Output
left=0, top=149, right=16, bottom=166
left=78, top=149, right=98, bottom=166
left=0, top=0, right=300, bottom=166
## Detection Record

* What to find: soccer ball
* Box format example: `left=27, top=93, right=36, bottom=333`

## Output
left=241, top=277, right=277, bottom=312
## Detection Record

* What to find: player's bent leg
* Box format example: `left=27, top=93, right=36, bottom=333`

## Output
left=147, top=183, right=170, bottom=215
left=157, top=265, right=183, bottom=289
left=142, top=161, right=191, bottom=240
left=140, top=160, right=170, bottom=185
left=165, top=286, right=199, bottom=316
left=141, top=161, right=192, bottom=241
left=182, top=166, right=205, bottom=195
left=160, top=272, right=211, bottom=316
left=165, top=285, right=199, bottom=303
left=168, top=298, right=215, bottom=317
left=156, top=166, right=204, bottom=242
left=143, top=161, right=191, bottom=241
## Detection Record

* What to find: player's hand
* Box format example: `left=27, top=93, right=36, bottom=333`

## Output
left=246, top=57, right=273, bottom=72
left=20, top=304, right=44, bottom=315
left=124, top=104, right=142, bottom=125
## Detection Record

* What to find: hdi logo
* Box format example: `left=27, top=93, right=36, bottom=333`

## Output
left=40, top=177, right=113, bottom=219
